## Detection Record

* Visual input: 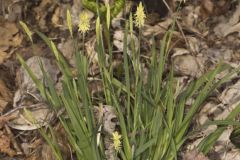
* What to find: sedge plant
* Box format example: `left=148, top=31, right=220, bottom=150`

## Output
left=18, top=2, right=240, bottom=160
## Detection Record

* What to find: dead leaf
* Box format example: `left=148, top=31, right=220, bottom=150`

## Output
left=223, top=22, right=240, bottom=37
left=214, top=3, right=240, bottom=37
left=40, top=123, right=70, bottom=160
left=85, top=37, right=98, bottom=64
left=0, top=131, right=16, bottom=157
left=200, top=0, right=214, bottom=17
left=182, top=6, right=201, bottom=27
left=17, top=56, right=59, bottom=94
left=41, top=143, right=57, bottom=160
left=228, top=3, right=240, bottom=26
left=214, top=22, right=240, bottom=37
left=206, top=48, right=233, bottom=64
left=0, top=80, right=12, bottom=113
left=0, top=50, right=10, bottom=64
left=21, top=138, right=42, bottom=155
left=51, top=0, right=93, bottom=30
left=183, top=149, right=209, bottom=160
left=113, top=30, right=138, bottom=56
left=9, top=56, right=59, bottom=130
left=88, top=80, right=103, bottom=95
left=220, top=150, right=240, bottom=160
left=214, top=80, right=240, bottom=121
left=0, top=22, right=22, bottom=64
left=213, top=0, right=231, bottom=16
left=172, top=49, right=202, bottom=77
left=143, top=18, right=173, bottom=37
left=33, top=0, right=55, bottom=31
left=58, top=38, right=75, bottom=67
left=233, top=50, right=240, bottom=61
left=7, top=1, right=23, bottom=22
left=0, top=115, right=16, bottom=129
left=0, top=22, right=19, bottom=46
left=219, top=80, right=240, bottom=106
left=51, top=7, right=61, bottom=27
left=8, top=106, right=53, bottom=130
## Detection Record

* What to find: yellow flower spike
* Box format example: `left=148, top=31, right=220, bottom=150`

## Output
left=106, top=3, right=111, bottom=30
left=112, top=131, right=122, bottom=152
left=96, top=16, right=101, bottom=43
left=129, top=13, right=133, bottom=38
left=67, top=9, right=73, bottom=37
left=134, top=2, right=146, bottom=28
left=78, top=11, right=90, bottom=34
left=19, top=21, right=33, bottom=43
left=50, top=41, right=60, bottom=61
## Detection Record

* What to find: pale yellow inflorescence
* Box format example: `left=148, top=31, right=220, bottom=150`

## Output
left=134, top=2, right=146, bottom=28
left=112, top=131, right=122, bottom=152
left=78, top=11, right=90, bottom=34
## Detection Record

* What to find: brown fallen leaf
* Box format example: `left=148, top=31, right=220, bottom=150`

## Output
left=113, top=30, right=138, bottom=56
left=223, top=22, right=240, bottom=37
left=0, top=50, right=10, bottom=64
left=58, top=38, right=75, bottom=67
left=51, top=7, right=61, bottom=27
left=0, top=79, right=12, bottom=113
left=7, top=1, right=23, bottom=22
left=33, top=0, right=55, bottom=31
left=88, top=80, right=103, bottom=95
left=183, top=149, right=209, bottom=160
left=40, top=123, right=70, bottom=160
left=214, top=3, right=240, bottom=37
left=0, top=115, right=16, bottom=129
left=0, top=22, right=20, bottom=46
left=181, top=6, right=201, bottom=27
left=0, top=22, right=22, bottom=64
left=9, top=56, right=58, bottom=130
left=200, top=0, right=214, bottom=18
left=0, top=130, right=17, bottom=157
left=172, top=49, right=202, bottom=77
left=143, top=18, right=173, bottom=37
left=85, top=37, right=99, bottom=65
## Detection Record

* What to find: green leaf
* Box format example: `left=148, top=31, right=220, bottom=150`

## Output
left=135, top=138, right=156, bottom=157
left=50, top=41, right=60, bottom=61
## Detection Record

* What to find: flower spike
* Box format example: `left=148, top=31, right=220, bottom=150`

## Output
left=78, top=11, right=90, bottom=34
left=112, top=131, right=122, bottom=152
left=134, top=2, right=146, bottom=28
